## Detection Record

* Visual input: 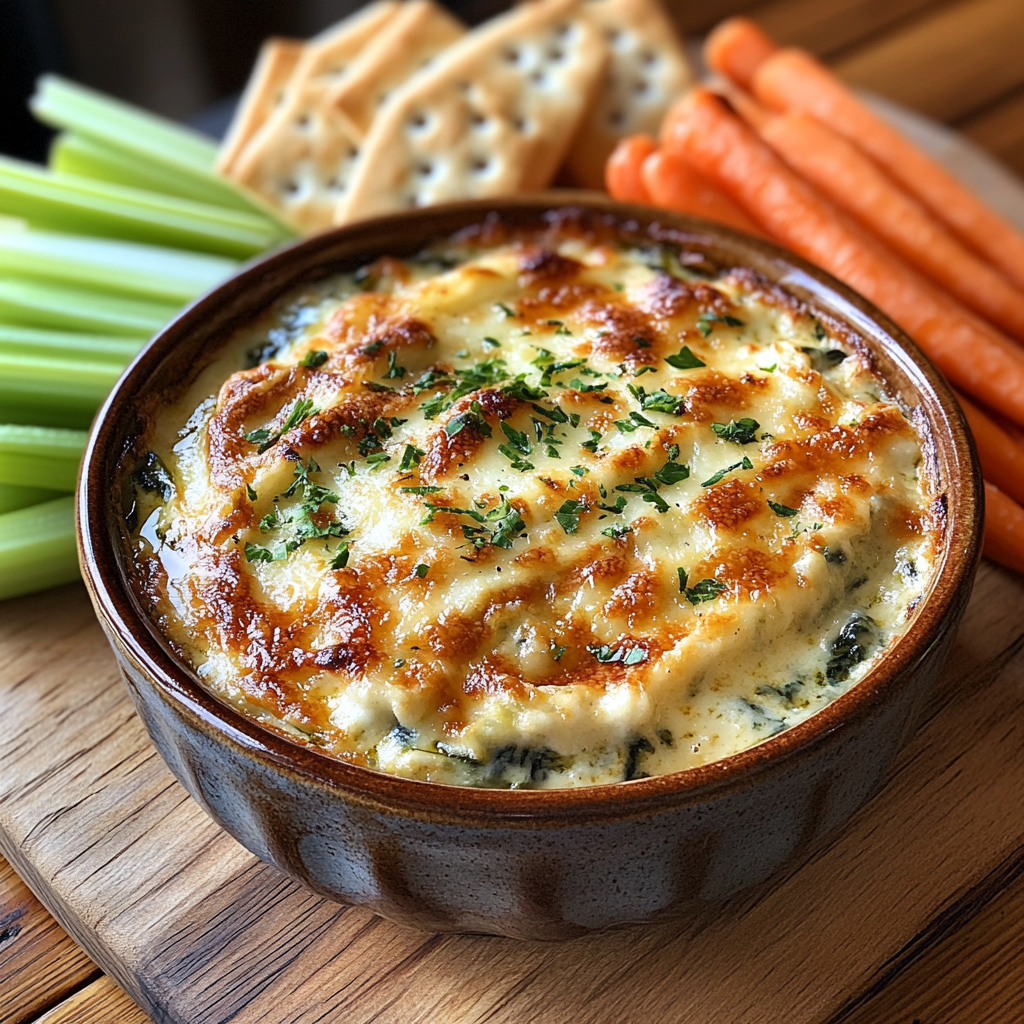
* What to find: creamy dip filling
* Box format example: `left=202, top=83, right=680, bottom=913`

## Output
left=124, top=223, right=938, bottom=788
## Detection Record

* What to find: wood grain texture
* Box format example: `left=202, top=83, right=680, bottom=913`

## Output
left=34, top=977, right=149, bottom=1024
left=835, top=0, right=1024, bottom=121
left=0, top=855, right=99, bottom=1024
left=0, top=563, right=1022, bottom=1024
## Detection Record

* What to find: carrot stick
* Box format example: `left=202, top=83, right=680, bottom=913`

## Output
left=753, top=48, right=1024, bottom=292
left=640, top=148, right=763, bottom=235
left=714, top=83, right=776, bottom=132
left=956, top=392, right=1024, bottom=507
left=662, top=89, right=1024, bottom=429
left=605, top=135, right=657, bottom=204
left=759, top=111, right=1024, bottom=345
left=983, top=482, right=1024, bottom=576
left=704, top=18, right=778, bottom=92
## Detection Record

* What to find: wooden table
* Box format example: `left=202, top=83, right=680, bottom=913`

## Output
left=4, top=1, right=1024, bottom=1021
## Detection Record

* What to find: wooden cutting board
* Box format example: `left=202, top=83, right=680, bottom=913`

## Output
left=3, top=109, right=1024, bottom=1024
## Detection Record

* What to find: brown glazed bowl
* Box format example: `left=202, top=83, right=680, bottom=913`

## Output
left=78, top=196, right=982, bottom=940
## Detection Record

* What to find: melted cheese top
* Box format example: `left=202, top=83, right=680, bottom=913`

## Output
left=125, top=229, right=937, bottom=788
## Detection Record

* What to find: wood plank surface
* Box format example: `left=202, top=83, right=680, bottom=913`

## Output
left=0, top=856, right=99, bottom=1024
left=1, top=561, right=1022, bottom=1023
left=34, top=978, right=149, bottom=1024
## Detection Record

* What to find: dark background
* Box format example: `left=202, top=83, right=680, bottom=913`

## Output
left=0, top=0, right=729, bottom=160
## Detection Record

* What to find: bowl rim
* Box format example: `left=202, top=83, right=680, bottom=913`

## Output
left=77, top=193, right=983, bottom=826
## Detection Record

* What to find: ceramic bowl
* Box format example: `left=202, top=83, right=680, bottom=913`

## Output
left=77, top=196, right=982, bottom=940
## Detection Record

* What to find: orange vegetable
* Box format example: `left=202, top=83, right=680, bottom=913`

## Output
left=758, top=111, right=1024, bottom=345
left=704, top=17, right=778, bottom=92
left=956, top=392, right=1024, bottom=507
left=605, top=135, right=656, bottom=204
left=662, top=89, right=1024, bottom=429
left=640, top=148, right=762, bottom=235
left=983, top=482, right=1024, bottom=576
left=753, top=48, right=1024, bottom=292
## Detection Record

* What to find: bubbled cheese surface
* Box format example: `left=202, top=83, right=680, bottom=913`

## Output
left=126, top=226, right=938, bottom=788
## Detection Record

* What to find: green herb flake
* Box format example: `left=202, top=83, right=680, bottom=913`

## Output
left=365, top=451, right=391, bottom=470
left=665, top=346, right=706, bottom=370
left=399, top=444, right=426, bottom=470
left=246, top=483, right=258, bottom=501
left=711, top=418, right=760, bottom=445
left=414, top=563, right=430, bottom=578
left=401, top=485, right=444, bottom=494
left=654, top=461, right=690, bottom=486
left=768, top=500, right=800, bottom=517
left=587, top=643, right=647, bottom=666
left=494, top=302, right=516, bottom=318
left=696, top=313, right=744, bottom=338
left=482, top=336, right=501, bottom=349
left=330, top=543, right=350, bottom=569
left=602, top=523, right=631, bottom=539
left=555, top=498, right=586, bottom=535
left=701, top=456, right=753, bottom=488
left=383, top=351, right=406, bottom=379
left=685, top=578, right=727, bottom=605
left=299, top=349, right=328, bottom=368
left=677, top=567, right=688, bottom=593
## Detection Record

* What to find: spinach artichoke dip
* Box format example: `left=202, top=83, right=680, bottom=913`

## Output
left=123, top=219, right=939, bottom=789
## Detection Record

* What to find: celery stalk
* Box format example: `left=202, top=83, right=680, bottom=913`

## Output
left=0, top=157, right=290, bottom=258
left=0, top=481, right=65, bottom=515
left=0, top=425, right=87, bottom=491
left=0, top=226, right=237, bottom=304
left=0, top=351, right=125, bottom=428
left=31, top=75, right=281, bottom=221
left=0, top=495, right=79, bottom=601
left=0, top=324, right=145, bottom=362
left=0, top=278, right=177, bottom=336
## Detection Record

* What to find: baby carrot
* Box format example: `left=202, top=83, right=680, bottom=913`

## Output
left=753, top=48, right=1024, bottom=292
left=605, top=135, right=656, bottom=204
left=704, top=18, right=778, bottom=92
left=662, top=90, right=1024, bottom=428
left=983, top=482, right=1024, bottom=577
left=956, top=392, right=1024, bottom=507
left=640, top=148, right=763, bottom=235
left=759, top=111, right=1024, bottom=345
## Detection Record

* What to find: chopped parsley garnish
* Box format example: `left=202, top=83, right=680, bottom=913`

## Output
left=711, top=418, right=760, bottom=445
left=244, top=456, right=348, bottom=562
left=581, top=429, right=602, bottom=452
left=615, top=478, right=670, bottom=513
left=361, top=380, right=394, bottom=393
left=245, top=483, right=258, bottom=501
left=383, top=351, right=406, bottom=378
left=530, top=402, right=569, bottom=424
left=696, top=313, right=744, bottom=337
left=494, top=302, right=516, bottom=318
left=421, top=497, right=526, bottom=550
left=330, top=543, right=350, bottom=569
left=628, top=384, right=684, bottom=415
left=550, top=645, right=567, bottom=661
left=653, top=460, right=690, bottom=486
left=684, top=577, right=727, bottom=605
left=665, top=345, right=706, bottom=370
left=401, top=485, right=444, bottom=494
left=482, top=336, right=501, bottom=349
left=399, top=444, right=425, bottom=470
left=501, top=378, right=548, bottom=402
left=359, top=340, right=384, bottom=356
left=242, top=397, right=318, bottom=453
left=587, top=643, right=647, bottom=666
left=768, top=500, right=800, bottom=517
left=613, top=410, right=657, bottom=433
left=570, top=377, right=607, bottom=393
left=446, top=400, right=492, bottom=438
left=419, top=359, right=508, bottom=419
left=632, top=365, right=656, bottom=377
left=677, top=567, right=687, bottom=593
left=701, top=456, right=753, bottom=487
left=299, top=349, right=328, bottom=368
left=555, top=498, right=586, bottom=534
left=570, top=465, right=588, bottom=477
left=602, top=523, right=631, bottom=539
left=414, top=563, right=430, bottom=578
left=598, top=495, right=627, bottom=515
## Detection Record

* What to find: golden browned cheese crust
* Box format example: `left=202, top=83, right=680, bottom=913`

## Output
left=124, top=224, right=938, bottom=788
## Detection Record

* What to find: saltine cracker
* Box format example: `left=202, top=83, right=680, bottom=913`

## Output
left=333, top=0, right=607, bottom=225
left=566, top=0, right=692, bottom=189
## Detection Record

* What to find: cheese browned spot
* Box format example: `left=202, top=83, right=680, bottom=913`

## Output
left=123, top=225, right=938, bottom=789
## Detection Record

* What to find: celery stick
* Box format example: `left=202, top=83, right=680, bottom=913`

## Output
left=0, top=158, right=291, bottom=258
left=0, top=351, right=124, bottom=429
left=0, top=226, right=237, bottom=304
left=0, top=495, right=79, bottom=601
left=0, top=325, right=144, bottom=362
left=0, top=279, right=177, bottom=336
left=0, top=481, right=65, bottom=515
left=32, top=76, right=289, bottom=223
left=0, top=425, right=87, bottom=491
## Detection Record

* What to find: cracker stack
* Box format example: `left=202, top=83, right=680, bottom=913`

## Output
left=217, top=0, right=692, bottom=234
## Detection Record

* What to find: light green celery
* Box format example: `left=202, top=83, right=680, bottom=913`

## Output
left=0, top=481, right=65, bottom=515
left=0, top=325, right=144, bottom=362
left=32, top=76, right=286, bottom=222
left=0, top=225, right=237, bottom=304
left=0, top=157, right=291, bottom=258
left=0, top=278, right=177, bottom=336
left=0, top=495, right=79, bottom=601
left=0, top=425, right=87, bottom=491
left=0, top=351, right=125, bottom=429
